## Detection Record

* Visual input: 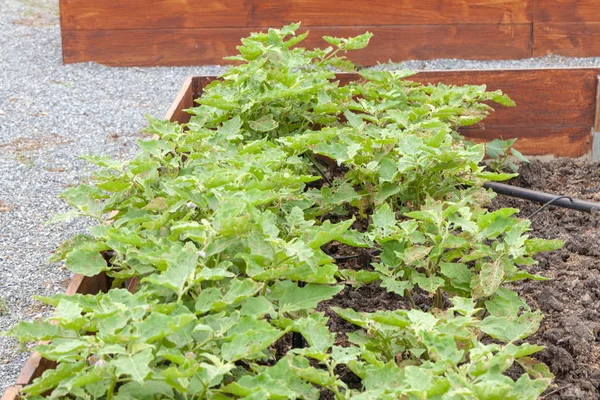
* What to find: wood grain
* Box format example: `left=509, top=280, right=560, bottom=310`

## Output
left=460, top=127, right=591, bottom=158
left=388, top=69, right=596, bottom=158
left=62, top=24, right=532, bottom=66
left=410, top=69, right=598, bottom=129
left=165, top=76, right=194, bottom=123
left=534, top=0, right=600, bottom=23
left=165, top=76, right=217, bottom=123
left=296, top=69, right=597, bottom=130
left=59, top=0, right=531, bottom=30
left=533, top=23, right=600, bottom=57
left=16, top=353, right=56, bottom=386
left=65, top=273, right=109, bottom=296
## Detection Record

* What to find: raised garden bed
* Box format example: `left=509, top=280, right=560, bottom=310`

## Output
left=4, top=28, right=600, bottom=399
left=60, top=0, right=600, bottom=66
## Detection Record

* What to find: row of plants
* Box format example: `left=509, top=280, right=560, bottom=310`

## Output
left=7, top=24, right=563, bottom=399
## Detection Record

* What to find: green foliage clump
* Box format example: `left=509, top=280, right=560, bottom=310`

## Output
left=486, top=138, right=530, bottom=173
left=8, top=23, right=561, bottom=399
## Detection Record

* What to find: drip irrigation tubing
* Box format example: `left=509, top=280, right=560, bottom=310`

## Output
left=483, top=182, right=600, bottom=214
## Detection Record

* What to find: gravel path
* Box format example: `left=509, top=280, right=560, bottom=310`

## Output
left=3, top=0, right=600, bottom=393
left=0, top=1, right=225, bottom=391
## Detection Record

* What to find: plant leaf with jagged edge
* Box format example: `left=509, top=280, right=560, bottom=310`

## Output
left=268, top=280, right=343, bottom=313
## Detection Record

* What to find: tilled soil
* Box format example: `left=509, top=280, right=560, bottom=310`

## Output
left=491, top=159, right=600, bottom=399
left=315, top=159, right=600, bottom=399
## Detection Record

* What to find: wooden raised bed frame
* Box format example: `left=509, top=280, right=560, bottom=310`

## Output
left=3, top=67, right=600, bottom=399
left=59, top=0, right=600, bottom=67
left=169, top=69, right=600, bottom=159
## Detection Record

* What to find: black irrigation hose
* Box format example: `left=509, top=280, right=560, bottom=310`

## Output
left=306, top=153, right=332, bottom=185
left=292, top=332, right=305, bottom=349
left=484, top=182, right=600, bottom=214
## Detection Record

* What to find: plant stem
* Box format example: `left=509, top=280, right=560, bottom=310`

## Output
left=434, top=288, right=443, bottom=309
left=476, top=300, right=488, bottom=319
left=404, top=289, right=416, bottom=309
left=106, top=378, right=116, bottom=400
left=326, top=362, right=344, bottom=400
left=260, top=281, right=270, bottom=296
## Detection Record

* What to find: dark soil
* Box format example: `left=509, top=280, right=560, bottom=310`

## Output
left=490, top=159, right=600, bottom=399
left=279, top=159, right=600, bottom=399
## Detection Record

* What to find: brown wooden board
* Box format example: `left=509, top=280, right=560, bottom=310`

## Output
left=61, top=25, right=533, bottom=66
left=409, top=69, right=598, bottom=129
left=534, top=0, right=600, bottom=23
left=165, top=70, right=598, bottom=158
left=460, top=127, right=591, bottom=158
left=0, top=387, right=20, bottom=400
left=57, top=0, right=600, bottom=65
left=165, top=76, right=214, bottom=122
left=533, top=23, right=600, bottom=57
left=165, top=76, right=194, bottom=123
left=59, top=0, right=532, bottom=30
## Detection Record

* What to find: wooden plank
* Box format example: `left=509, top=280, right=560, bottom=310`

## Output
left=461, top=126, right=592, bottom=158
left=410, top=69, right=598, bottom=129
left=16, top=353, right=56, bottom=386
left=65, top=273, right=109, bottom=296
left=62, top=24, right=532, bottom=66
left=334, top=69, right=597, bottom=130
left=165, top=77, right=214, bottom=123
left=533, top=23, right=600, bottom=57
left=59, top=0, right=532, bottom=31
left=385, top=69, right=596, bottom=158
left=164, top=76, right=217, bottom=122
left=1, top=386, right=21, bottom=400
left=534, top=0, right=600, bottom=23
left=165, top=76, right=194, bottom=123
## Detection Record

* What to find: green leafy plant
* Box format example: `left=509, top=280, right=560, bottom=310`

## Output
left=369, top=197, right=562, bottom=309
left=486, top=138, right=530, bottom=173
left=332, top=296, right=552, bottom=399
left=6, top=23, right=562, bottom=399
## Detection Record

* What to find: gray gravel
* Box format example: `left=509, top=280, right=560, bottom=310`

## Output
left=3, top=0, right=600, bottom=394
left=0, top=0, right=225, bottom=392
left=387, top=55, right=600, bottom=71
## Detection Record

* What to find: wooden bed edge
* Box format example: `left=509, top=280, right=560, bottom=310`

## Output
left=1, top=386, right=22, bottom=400
left=164, top=75, right=218, bottom=123
left=164, top=76, right=194, bottom=122
left=593, top=74, right=600, bottom=161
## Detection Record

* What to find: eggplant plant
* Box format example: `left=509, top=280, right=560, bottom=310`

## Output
left=7, top=23, right=561, bottom=399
